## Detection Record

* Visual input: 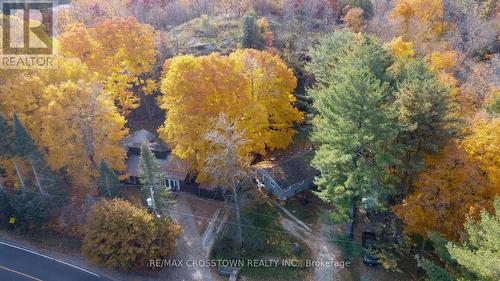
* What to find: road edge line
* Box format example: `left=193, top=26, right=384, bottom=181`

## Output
left=0, top=241, right=101, bottom=278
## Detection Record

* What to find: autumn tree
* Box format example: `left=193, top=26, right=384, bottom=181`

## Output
left=158, top=50, right=302, bottom=181
left=343, top=7, right=366, bottom=33
left=82, top=199, right=181, bottom=271
left=257, top=17, right=273, bottom=48
left=391, top=0, right=444, bottom=38
left=393, top=143, right=496, bottom=241
left=307, top=31, right=397, bottom=215
left=38, top=81, right=128, bottom=194
left=461, top=117, right=500, bottom=191
left=386, top=36, right=415, bottom=59
left=58, top=17, right=158, bottom=115
left=202, top=113, right=251, bottom=248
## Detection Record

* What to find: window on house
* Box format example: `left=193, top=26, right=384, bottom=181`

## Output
left=164, top=178, right=180, bottom=191
left=270, top=181, right=278, bottom=189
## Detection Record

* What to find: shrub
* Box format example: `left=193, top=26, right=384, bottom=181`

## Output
left=82, top=199, right=181, bottom=271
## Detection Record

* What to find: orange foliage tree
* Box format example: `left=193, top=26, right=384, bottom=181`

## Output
left=393, top=143, right=497, bottom=241
left=58, top=17, right=158, bottom=115
left=157, top=50, right=303, bottom=182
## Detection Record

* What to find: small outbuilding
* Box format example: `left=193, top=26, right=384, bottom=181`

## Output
left=253, top=152, right=319, bottom=201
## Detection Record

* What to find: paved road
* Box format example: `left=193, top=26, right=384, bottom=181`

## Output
left=0, top=241, right=111, bottom=281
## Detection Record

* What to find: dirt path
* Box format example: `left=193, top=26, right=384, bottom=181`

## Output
left=280, top=217, right=345, bottom=281
left=161, top=196, right=217, bottom=281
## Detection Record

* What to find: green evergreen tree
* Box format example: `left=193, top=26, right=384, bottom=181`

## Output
left=306, top=31, right=393, bottom=86
left=13, top=112, right=37, bottom=158
left=138, top=143, right=172, bottom=215
left=241, top=11, right=265, bottom=50
left=446, top=198, right=500, bottom=281
left=0, top=113, right=15, bottom=158
left=307, top=31, right=398, bottom=214
left=416, top=256, right=455, bottom=281
left=394, top=59, right=457, bottom=194
left=97, top=160, right=120, bottom=199
left=12, top=112, right=56, bottom=194
left=0, top=113, right=15, bottom=190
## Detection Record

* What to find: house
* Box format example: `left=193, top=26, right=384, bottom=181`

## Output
left=122, top=129, right=189, bottom=191
left=253, top=152, right=320, bottom=201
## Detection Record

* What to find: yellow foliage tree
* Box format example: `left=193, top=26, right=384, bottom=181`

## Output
left=38, top=80, right=127, bottom=193
left=462, top=117, right=500, bottom=192
left=393, top=143, right=496, bottom=241
left=426, top=50, right=460, bottom=98
left=0, top=57, right=127, bottom=194
left=58, top=17, right=158, bottom=114
left=391, top=0, right=446, bottom=44
left=158, top=50, right=303, bottom=181
left=387, top=36, right=415, bottom=59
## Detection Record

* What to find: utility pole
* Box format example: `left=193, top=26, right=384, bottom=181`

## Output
left=149, top=185, right=160, bottom=218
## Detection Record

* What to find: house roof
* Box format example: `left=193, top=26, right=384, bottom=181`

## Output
left=253, top=152, right=319, bottom=187
left=125, top=154, right=189, bottom=181
left=122, top=129, right=169, bottom=152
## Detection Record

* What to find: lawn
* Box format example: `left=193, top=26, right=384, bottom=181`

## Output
left=211, top=200, right=311, bottom=281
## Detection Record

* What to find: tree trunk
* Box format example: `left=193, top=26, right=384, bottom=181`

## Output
left=104, top=173, right=111, bottom=198
left=232, top=176, right=243, bottom=249
left=150, top=185, right=158, bottom=217
left=12, top=158, right=25, bottom=189
left=141, top=94, right=153, bottom=121
left=31, top=164, right=45, bottom=195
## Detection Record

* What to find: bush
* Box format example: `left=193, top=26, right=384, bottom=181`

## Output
left=82, top=199, right=181, bottom=271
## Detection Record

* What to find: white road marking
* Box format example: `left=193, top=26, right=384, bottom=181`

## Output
left=0, top=265, right=43, bottom=281
left=0, top=241, right=101, bottom=278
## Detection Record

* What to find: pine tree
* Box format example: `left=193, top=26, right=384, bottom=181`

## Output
left=13, top=112, right=46, bottom=193
left=394, top=59, right=456, bottom=194
left=0, top=113, right=14, bottom=157
left=446, top=198, right=500, bottom=281
left=308, top=32, right=398, bottom=215
left=241, top=11, right=265, bottom=50
left=138, top=143, right=171, bottom=215
left=416, top=256, right=454, bottom=281
left=0, top=113, right=15, bottom=190
left=97, top=160, right=120, bottom=199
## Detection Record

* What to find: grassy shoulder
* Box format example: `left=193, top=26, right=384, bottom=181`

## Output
left=211, top=200, right=312, bottom=281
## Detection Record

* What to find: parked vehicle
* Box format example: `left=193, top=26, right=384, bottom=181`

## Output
left=362, top=231, right=381, bottom=266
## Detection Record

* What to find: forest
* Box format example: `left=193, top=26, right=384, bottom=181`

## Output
left=0, top=0, right=498, bottom=280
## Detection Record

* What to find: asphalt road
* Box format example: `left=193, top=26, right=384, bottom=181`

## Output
left=0, top=241, right=112, bottom=281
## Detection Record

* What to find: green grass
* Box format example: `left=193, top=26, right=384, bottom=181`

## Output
left=211, top=200, right=311, bottom=280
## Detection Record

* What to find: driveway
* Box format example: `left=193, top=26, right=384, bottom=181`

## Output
left=160, top=195, right=217, bottom=281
